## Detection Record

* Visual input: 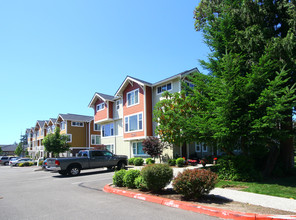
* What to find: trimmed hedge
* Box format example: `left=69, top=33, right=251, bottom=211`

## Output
left=168, top=159, right=176, bottom=166
left=146, top=158, right=155, bottom=165
left=134, top=158, right=144, bottom=166
left=176, top=158, right=185, bottom=167
left=128, top=158, right=135, bottom=165
left=123, top=170, right=140, bottom=188
left=113, top=169, right=127, bottom=187
left=173, top=169, right=218, bottom=199
left=141, top=164, right=173, bottom=192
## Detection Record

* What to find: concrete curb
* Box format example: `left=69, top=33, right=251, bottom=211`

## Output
left=104, top=184, right=296, bottom=220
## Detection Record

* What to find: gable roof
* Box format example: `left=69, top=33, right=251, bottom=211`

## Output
left=115, top=76, right=152, bottom=97
left=88, top=92, right=116, bottom=108
left=153, top=68, right=198, bottom=86
left=57, top=113, right=93, bottom=122
left=35, top=120, right=46, bottom=130
left=1, top=144, right=18, bottom=152
left=48, top=118, right=57, bottom=125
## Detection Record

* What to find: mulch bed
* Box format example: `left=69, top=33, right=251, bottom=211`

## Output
left=113, top=186, right=296, bottom=215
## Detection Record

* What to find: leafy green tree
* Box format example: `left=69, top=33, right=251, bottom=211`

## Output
left=193, top=0, right=296, bottom=172
left=0, top=146, right=3, bottom=155
left=43, top=127, right=70, bottom=157
left=15, top=143, right=23, bottom=156
left=155, top=0, right=296, bottom=175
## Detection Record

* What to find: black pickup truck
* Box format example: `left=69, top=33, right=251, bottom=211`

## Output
left=46, top=150, right=128, bottom=176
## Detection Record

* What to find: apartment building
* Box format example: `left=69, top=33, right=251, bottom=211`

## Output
left=26, top=113, right=100, bottom=159
left=89, top=68, right=215, bottom=160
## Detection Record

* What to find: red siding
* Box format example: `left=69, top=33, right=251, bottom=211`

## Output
left=94, top=99, right=108, bottom=122
left=123, top=82, right=145, bottom=139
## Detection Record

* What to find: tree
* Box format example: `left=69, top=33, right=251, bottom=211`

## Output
left=142, top=137, right=167, bottom=161
left=43, top=127, right=70, bottom=157
left=0, top=146, right=3, bottom=155
left=15, top=143, right=23, bottom=156
left=193, top=0, right=296, bottom=173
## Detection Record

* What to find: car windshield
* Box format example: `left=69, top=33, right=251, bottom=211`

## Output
left=10, top=158, right=17, bottom=161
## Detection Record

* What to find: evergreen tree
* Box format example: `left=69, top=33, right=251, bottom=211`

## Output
left=194, top=0, right=296, bottom=172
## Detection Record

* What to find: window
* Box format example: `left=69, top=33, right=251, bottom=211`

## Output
left=132, top=142, right=146, bottom=155
left=116, top=100, right=120, bottom=110
left=60, top=121, right=66, bottom=130
left=67, top=134, right=72, bottom=143
left=102, top=123, right=114, bottom=137
left=196, top=142, right=207, bottom=152
left=96, top=103, right=105, bottom=112
left=52, top=125, right=55, bottom=133
left=157, top=83, right=172, bottom=94
left=71, top=121, right=84, bottom=127
left=91, top=135, right=101, bottom=145
left=124, top=113, right=143, bottom=132
left=127, top=89, right=139, bottom=107
left=186, top=81, right=194, bottom=88
left=94, top=123, right=101, bottom=131
left=105, top=144, right=114, bottom=153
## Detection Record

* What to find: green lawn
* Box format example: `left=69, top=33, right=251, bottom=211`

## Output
left=216, top=157, right=296, bottom=199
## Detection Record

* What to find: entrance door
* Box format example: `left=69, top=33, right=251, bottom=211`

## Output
left=181, top=143, right=187, bottom=159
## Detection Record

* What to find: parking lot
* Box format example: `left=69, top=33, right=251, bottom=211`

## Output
left=0, top=166, right=216, bottom=220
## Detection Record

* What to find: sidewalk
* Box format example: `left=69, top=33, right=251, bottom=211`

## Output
left=129, top=165, right=296, bottom=213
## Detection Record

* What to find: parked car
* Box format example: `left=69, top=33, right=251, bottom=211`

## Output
left=47, top=150, right=128, bottom=176
left=9, top=157, right=19, bottom=166
left=0, top=156, right=17, bottom=165
left=42, top=159, right=48, bottom=170
left=12, top=158, right=34, bottom=166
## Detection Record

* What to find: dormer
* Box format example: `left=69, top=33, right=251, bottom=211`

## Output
left=88, top=93, right=115, bottom=123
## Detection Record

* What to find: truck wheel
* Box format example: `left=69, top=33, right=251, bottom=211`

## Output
left=67, top=165, right=81, bottom=176
left=117, top=161, right=126, bottom=170
left=58, top=171, right=68, bottom=176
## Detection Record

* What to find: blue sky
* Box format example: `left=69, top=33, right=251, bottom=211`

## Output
left=0, top=0, right=209, bottom=145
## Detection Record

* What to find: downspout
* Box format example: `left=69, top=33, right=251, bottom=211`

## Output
left=89, top=122, right=91, bottom=149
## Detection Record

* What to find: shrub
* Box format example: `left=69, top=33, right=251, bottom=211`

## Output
left=217, top=155, right=262, bottom=181
left=128, top=158, right=135, bottom=165
left=123, top=170, right=140, bottom=188
left=141, top=164, right=173, bottom=191
left=39, top=160, right=43, bottom=166
left=18, top=163, right=24, bottom=167
left=176, top=158, right=185, bottom=167
left=172, top=169, right=218, bottom=199
left=113, top=169, right=127, bottom=187
left=134, top=158, right=144, bottom=166
left=146, top=158, right=155, bottom=165
left=135, top=176, right=147, bottom=190
left=168, top=159, right=176, bottom=166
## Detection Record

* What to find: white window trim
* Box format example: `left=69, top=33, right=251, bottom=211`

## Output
left=96, top=103, right=105, bottom=112
left=105, top=144, right=115, bottom=153
left=71, top=121, right=84, bottom=127
left=124, top=112, right=143, bottom=133
left=132, top=142, right=147, bottom=156
left=116, top=100, right=120, bottom=110
left=156, top=82, right=173, bottom=95
left=67, top=134, right=72, bottom=143
left=101, top=123, right=114, bottom=138
left=195, top=142, right=207, bottom=152
left=91, top=135, right=101, bottom=145
left=94, top=123, right=101, bottom=131
left=126, top=88, right=139, bottom=107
